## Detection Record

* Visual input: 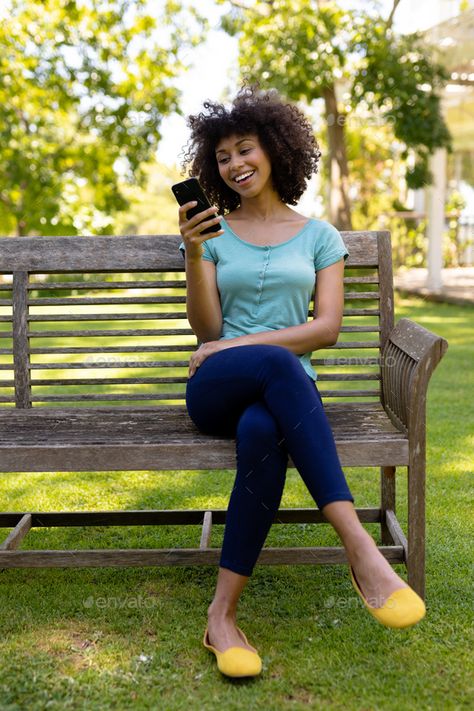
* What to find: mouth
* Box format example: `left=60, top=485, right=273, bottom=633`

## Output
left=233, top=170, right=255, bottom=185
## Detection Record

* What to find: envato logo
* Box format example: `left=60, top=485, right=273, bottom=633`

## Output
left=324, top=595, right=396, bottom=610
left=83, top=354, right=148, bottom=368
left=326, top=113, right=396, bottom=128
left=83, top=595, right=158, bottom=609
left=329, top=355, right=397, bottom=367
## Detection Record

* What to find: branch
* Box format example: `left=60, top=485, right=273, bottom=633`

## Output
left=227, top=0, right=272, bottom=12
left=386, top=0, right=402, bottom=29
left=227, top=0, right=255, bottom=8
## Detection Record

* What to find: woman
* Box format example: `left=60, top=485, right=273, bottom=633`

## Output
left=178, top=86, right=425, bottom=678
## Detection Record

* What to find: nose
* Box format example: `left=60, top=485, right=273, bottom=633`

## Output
left=229, top=152, right=245, bottom=172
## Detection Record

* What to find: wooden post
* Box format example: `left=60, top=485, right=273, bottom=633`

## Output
left=200, top=511, right=212, bottom=549
left=12, top=271, right=31, bottom=408
left=0, top=514, right=32, bottom=550
left=380, top=466, right=396, bottom=545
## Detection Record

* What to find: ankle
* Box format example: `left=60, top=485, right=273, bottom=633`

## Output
left=344, top=530, right=378, bottom=562
left=208, top=603, right=237, bottom=621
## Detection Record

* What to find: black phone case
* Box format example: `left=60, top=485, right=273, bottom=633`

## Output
left=171, top=178, right=221, bottom=234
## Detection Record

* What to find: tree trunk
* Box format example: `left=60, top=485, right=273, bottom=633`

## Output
left=323, top=84, right=353, bottom=230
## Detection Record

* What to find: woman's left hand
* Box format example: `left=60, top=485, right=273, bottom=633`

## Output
left=188, top=339, right=235, bottom=378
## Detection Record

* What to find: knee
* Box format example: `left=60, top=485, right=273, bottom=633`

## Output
left=259, top=345, right=302, bottom=378
left=236, top=404, right=281, bottom=448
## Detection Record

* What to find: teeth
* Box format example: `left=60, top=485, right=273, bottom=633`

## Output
left=235, top=171, right=254, bottom=183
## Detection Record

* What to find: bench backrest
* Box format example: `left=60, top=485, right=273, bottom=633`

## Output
left=0, top=231, right=393, bottom=408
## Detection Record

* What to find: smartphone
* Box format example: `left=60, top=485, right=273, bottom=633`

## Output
left=171, top=177, right=222, bottom=235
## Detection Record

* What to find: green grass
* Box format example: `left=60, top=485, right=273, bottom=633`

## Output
left=0, top=294, right=473, bottom=710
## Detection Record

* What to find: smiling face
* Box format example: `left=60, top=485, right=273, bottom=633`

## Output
left=215, top=134, right=275, bottom=199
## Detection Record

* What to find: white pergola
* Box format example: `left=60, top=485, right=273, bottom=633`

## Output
left=423, top=9, right=474, bottom=290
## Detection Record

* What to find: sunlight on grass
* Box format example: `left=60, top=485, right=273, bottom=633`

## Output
left=0, top=295, right=473, bottom=710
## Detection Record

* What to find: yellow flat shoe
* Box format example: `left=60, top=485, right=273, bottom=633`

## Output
left=350, top=567, right=426, bottom=629
left=203, top=627, right=262, bottom=678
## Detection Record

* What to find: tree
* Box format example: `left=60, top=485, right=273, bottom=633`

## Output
left=219, top=0, right=451, bottom=230
left=0, top=0, right=205, bottom=236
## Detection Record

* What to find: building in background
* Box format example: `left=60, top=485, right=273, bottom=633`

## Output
left=416, top=2, right=474, bottom=288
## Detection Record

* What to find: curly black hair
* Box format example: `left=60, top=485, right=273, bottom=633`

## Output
left=180, top=84, right=322, bottom=214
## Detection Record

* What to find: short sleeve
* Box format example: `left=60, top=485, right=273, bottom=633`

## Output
left=313, top=223, right=349, bottom=272
left=178, top=239, right=216, bottom=263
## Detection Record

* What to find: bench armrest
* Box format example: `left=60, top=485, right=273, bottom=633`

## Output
left=381, top=318, right=448, bottom=435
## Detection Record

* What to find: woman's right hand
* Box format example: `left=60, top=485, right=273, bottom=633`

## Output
left=178, top=202, right=224, bottom=260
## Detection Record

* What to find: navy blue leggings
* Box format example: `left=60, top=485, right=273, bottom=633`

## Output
left=185, top=344, right=354, bottom=577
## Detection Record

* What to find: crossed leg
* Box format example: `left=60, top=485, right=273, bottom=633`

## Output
left=186, top=345, right=408, bottom=651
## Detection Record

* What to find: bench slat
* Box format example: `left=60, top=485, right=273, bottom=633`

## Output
left=22, top=274, right=381, bottom=290
left=12, top=272, right=31, bottom=408
left=0, top=545, right=404, bottom=568
left=27, top=313, right=187, bottom=322
left=29, top=345, right=195, bottom=353
left=27, top=328, right=194, bottom=337
left=0, top=232, right=385, bottom=271
left=0, top=507, right=383, bottom=527
left=28, top=296, right=185, bottom=305
left=327, top=341, right=380, bottom=349
left=343, top=309, right=380, bottom=316
left=28, top=279, right=187, bottom=290
left=343, top=291, right=379, bottom=300
left=24, top=373, right=381, bottom=387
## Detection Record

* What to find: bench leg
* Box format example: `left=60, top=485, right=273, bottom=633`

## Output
left=407, top=459, right=426, bottom=600
left=380, top=466, right=396, bottom=545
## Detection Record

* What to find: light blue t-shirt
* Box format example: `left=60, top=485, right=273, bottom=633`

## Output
left=179, top=217, right=349, bottom=381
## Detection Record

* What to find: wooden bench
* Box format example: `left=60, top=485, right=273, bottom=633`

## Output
left=0, top=231, right=448, bottom=598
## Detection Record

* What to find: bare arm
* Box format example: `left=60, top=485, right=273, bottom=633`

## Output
left=179, top=201, right=224, bottom=342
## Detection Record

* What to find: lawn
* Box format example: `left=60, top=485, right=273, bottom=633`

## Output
left=0, top=294, right=472, bottom=711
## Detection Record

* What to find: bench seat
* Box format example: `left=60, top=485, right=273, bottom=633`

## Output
left=0, top=232, right=448, bottom=594
left=0, top=403, right=408, bottom=472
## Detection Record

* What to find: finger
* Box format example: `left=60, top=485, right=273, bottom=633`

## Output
left=178, top=201, right=198, bottom=215
left=202, top=229, right=225, bottom=240
left=194, top=214, right=223, bottom=234
left=186, top=206, right=219, bottom=230
left=178, top=201, right=198, bottom=226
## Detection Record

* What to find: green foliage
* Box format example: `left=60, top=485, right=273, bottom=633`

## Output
left=388, top=217, right=428, bottom=269
left=0, top=0, right=206, bottom=235
left=218, top=0, right=452, bottom=206
left=222, top=0, right=351, bottom=102
left=114, top=160, right=184, bottom=236
left=445, top=190, right=469, bottom=267
left=350, top=21, right=452, bottom=189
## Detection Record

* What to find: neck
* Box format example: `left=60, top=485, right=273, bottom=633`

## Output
left=237, top=190, right=288, bottom=222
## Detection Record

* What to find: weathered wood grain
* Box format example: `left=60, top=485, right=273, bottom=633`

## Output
left=12, top=272, right=31, bottom=408
left=0, top=400, right=409, bottom=471
left=0, top=507, right=383, bottom=528
left=0, top=232, right=382, bottom=272
left=0, top=230, right=448, bottom=594
left=200, top=511, right=213, bottom=549
left=0, top=513, right=32, bottom=550
left=0, top=545, right=404, bottom=568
